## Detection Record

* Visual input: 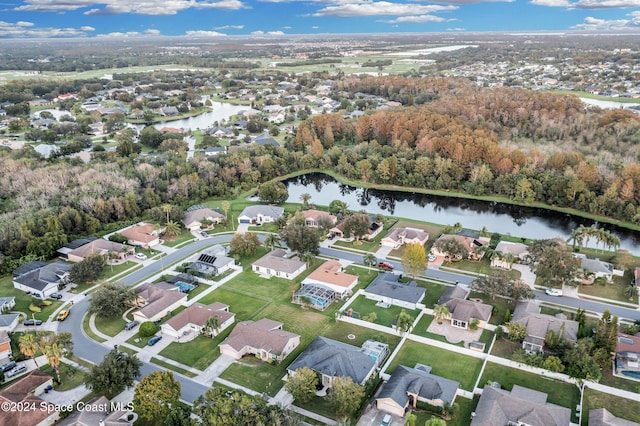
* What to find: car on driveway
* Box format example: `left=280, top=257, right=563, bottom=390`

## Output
left=201, top=231, right=209, bottom=238
left=134, top=252, right=148, bottom=260
left=1, top=361, right=16, bottom=372
left=6, top=364, right=27, bottom=378
left=124, top=320, right=139, bottom=331
left=50, top=293, right=63, bottom=300
left=377, top=261, right=394, bottom=270
left=147, top=335, right=162, bottom=346
left=545, top=288, right=563, bottom=296
left=57, top=309, right=70, bottom=321
left=428, top=253, right=437, bottom=262
left=23, top=319, right=43, bottom=326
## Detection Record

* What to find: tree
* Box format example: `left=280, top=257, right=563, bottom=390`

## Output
left=279, top=223, right=320, bottom=255
left=299, top=193, right=312, bottom=208
left=505, top=322, right=528, bottom=341
left=85, top=348, right=142, bottom=398
left=342, top=213, right=370, bottom=241
left=229, top=232, right=261, bottom=257
left=363, top=253, right=377, bottom=268
left=433, top=304, right=451, bottom=325
left=133, top=371, right=181, bottom=424
left=69, top=253, right=105, bottom=284
left=542, top=355, right=565, bottom=373
left=470, top=271, right=534, bottom=302
left=594, top=309, right=618, bottom=355
left=263, top=233, right=280, bottom=251
left=329, top=199, right=348, bottom=215
left=42, top=342, right=64, bottom=384
left=401, top=242, right=427, bottom=278
left=404, top=412, right=417, bottom=426
left=221, top=201, right=231, bottom=224
left=88, top=281, right=136, bottom=318
left=425, top=417, right=446, bottom=426
left=529, top=239, right=581, bottom=288
left=301, top=251, right=315, bottom=267
left=139, top=126, right=164, bottom=148
left=258, top=181, right=289, bottom=204
left=285, top=367, right=319, bottom=404
left=19, top=332, right=40, bottom=367
left=433, top=237, right=468, bottom=261
left=396, top=309, right=414, bottom=334
left=326, top=376, right=365, bottom=418
left=139, top=321, right=159, bottom=337
left=203, top=315, right=220, bottom=336
left=163, top=220, right=182, bottom=239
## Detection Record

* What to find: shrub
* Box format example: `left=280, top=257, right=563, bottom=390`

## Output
left=469, top=318, right=480, bottom=331
left=139, top=321, right=159, bottom=337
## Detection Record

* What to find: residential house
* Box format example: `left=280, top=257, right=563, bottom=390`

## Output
left=614, top=333, right=640, bottom=378
left=33, top=144, right=59, bottom=159
left=133, top=283, right=187, bottom=323
left=205, top=126, right=234, bottom=138
left=0, top=296, right=16, bottom=313
left=61, top=239, right=130, bottom=263
left=0, top=330, right=11, bottom=361
left=444, top=298, right=492, bottom=330
left=204, top=146, right=227, bottom=157
left=294, top=260, right=358, bottom=311
left=589, top=408, right=640, bottom=426
left=161, top=106, right=179, bottom=116
left=575, top=254, right=623, bottom=282
left=491, top=241, right=529, bottom=269
left=237, top=205, right=284, bottom=224
left=431, top=232, right=490, bottom=261
left=365, top=273, right=426, bottom=310
left=12, top=261, right=71, bottom=298
left=188, top=246, right=235, bottom=277
left=0, top=313, right=20, bottom=333
left=58, top=395, right=135, bottom=426
left=288, top=337, right=388, bottom=388
left=254, top=137, right=279, bottom=146
left=300, top=209, right=337, bottom=228
left=0, top=370, right=59, bottom=426
left=182, top=206, right=226, bottom=231
left=511, top=301, right=579, bottom=353
left=252, top=249, right=306, bottom=280
left=331, top=215, right=384, bottom=241
left=376, top=364, right=459, bottom=417
left=437, top=284, right=470, bottom=305
left=161, top=302, right=235, bottom=340
left=219, top=318, right=300, bottom=362
left=118, top=223, right=161, bottom=249
left=471, top=385, right=571, bottom=426
left=381, top=227, right=429, bottom=250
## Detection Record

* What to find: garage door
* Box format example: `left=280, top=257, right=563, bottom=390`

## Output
left=239, top=219, right=250, bottom=224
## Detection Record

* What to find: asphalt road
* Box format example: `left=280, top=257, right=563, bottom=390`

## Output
left=60, top=234, right=640, bottom=404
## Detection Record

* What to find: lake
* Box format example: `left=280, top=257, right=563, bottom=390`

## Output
left=284, top=173, right=640, bottom=254
left=130, top=102, right=248, bottom=132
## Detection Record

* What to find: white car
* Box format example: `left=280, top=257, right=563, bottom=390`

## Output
left=134, top=253, right=148, bottom=260
left=428, top=254, right=437, bottom=262
left=545, top=288, right=563, bottom=297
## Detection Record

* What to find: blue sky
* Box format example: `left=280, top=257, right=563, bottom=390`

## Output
left=1, top=0, right=639, bottom=38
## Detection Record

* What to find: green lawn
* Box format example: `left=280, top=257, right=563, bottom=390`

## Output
left=385, top=340, right=482, bottom=391
left=579, top=269, right=638, bottom=304
left=479, top=362, right=579, bottom=420
left=469, top=292, right=514, bottom=325
left=0, top=275, right=63, bottom=321
left=413, top=396, right=477, bottom=426
left=346, top=295, right=419, bottom=327
left=321, top=321, right=402, bottom=351
left=599, top=369, right=640, bottom=393
left=40, top=363, right=85, bottom=391
left=417, top=279, right=448, bottom=308
left=409, top=314, right=463, bottom=347
left=185, top=282, right=210, bottom=300
left=82, top=314, right=107, bottom=343
left=442, top=259, right=521, bottom=280
left=159, top=330, right=232, bottom=371
left=582, top=388, right=640, bottom=425
left=197, top=287, right=269, bottom=321
left=99, top=261, right=141, bottom=281
left=150, top=357, right=197, bottom=378
left=162, top=230, right=195, bottom=247
left=93, top=315, right=127, bottom=337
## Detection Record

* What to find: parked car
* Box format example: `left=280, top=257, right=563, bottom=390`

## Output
left=124, top=321, right=139, bottom=331
left=428, top=253, right=437, bottom=262
left=201, top=231, right=209, bottom=238
left=23, top=319, right=42, bottom=326
left=0, top=361, right=16, bottom=372
left=377, top=261, right=394, bottom=270
left=147, top=335, right=162, bottom=346
left=6, top=364, right=27, bottom=378
left=545, top=288, right=563, bottom=297
left=134, top=252, right=148, bottom=260
left=381, top=414, right=392, bottom=426
left=57, top=309, right=70, bottom=321
left=49, top=293, right=63, bottom=300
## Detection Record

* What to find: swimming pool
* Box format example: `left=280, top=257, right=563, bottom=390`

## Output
left=174, top=281, right=197, bottom=292
left=621, top=370, right=640, bottom=380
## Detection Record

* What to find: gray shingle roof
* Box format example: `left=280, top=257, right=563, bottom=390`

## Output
left=288, top=337, right=378, bottom=385
left=366, top=273, right=425, bottom=304
left=238, top=205, right=284, bottom=219
left=378, top=365, right=459, bottom=408
left=13, top=262, right=71, bottom=291
left=512, top=301, right=578, bottom=342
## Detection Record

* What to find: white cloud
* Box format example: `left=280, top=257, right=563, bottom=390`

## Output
left=144, top=29, right=161, bottom=35
left=80, top=26, right=96, bottom=31
left=213, top=25, right=245, bottom=30
left=312, top=25, right=320, bottom=29
left=97, top=31, right=144, bottom=37
left=250, top=30, right=286, bottom=35
left=530, top=0, right=570, bottom=6
left=384, top=14, right=449, bottom=23
left=0, top=20, right=94, bottom=37
left=532, top=0, right=640, bottom=7
left=571, top=15, right=639, bottom=29
left=447, top=27, right=465, bottom=30
left=18, top=0, right=247, bottom=15
left=185, top=30, right=228, bottom=36
left=312, top=1, right=457, bottom=17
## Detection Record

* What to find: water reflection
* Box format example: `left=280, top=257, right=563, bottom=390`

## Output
left=284, top=173, right=640, bottom=254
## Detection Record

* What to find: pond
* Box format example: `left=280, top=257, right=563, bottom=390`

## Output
left=129, top=102, right=248, bottom=132
left=284, top=173, right=640, bottom=254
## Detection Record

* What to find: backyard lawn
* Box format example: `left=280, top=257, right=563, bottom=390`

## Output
left=469, top=291, right=514, bottom=325
left=582, top=388, right=640, bottom=425
left=346, top=295, right=419, bottom=328
left=385, top=340, right=483, bottom=391
left=479, top=362, right=579, bottom=420
left=321, top=321, right=402, bottom=351
left=197, top=287, right=269, bottom=321
left=159, top=330, right=232, bottom=371
left=412, top=395, right=477, bottom=426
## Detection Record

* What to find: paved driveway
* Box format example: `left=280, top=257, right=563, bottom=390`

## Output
left=195, top=354, right=235, bottom=385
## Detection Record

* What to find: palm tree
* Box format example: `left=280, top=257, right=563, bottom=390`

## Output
left=204, top=315, right=220, bottom=337
left=301, top=251, right=315, bottom=267
left=221, top=200, right=232, bottom=229
left=396, top=310, right=414, bottom=334
left=299, top=193, right=312, bottom=208
left=607, top=233, right=621, bottom=253
left=264, top=233, right=280, bottom=251
left=42, top=342, right=64, bottom=384
left=433, top=304, right=451, bottom=325
left=163, top=220, right=182, bottom=239
left=162, top=204, right=173, bottom=224
left=19, top=332, right=41, bottom=367
left=363, top=253, right=377, bottom=269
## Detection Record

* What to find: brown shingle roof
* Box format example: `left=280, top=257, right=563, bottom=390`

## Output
left=0, top=370, right=56, bottom=426
left=69, top=239, right=128, bottom=259
left=135, top=283, right=186, bottom=319
left=223, top=318, right=299, bottom=355
left=304, top=260, right=357, bottom=288
left=119, top=223, right=158, bottom=244
left=252, top=249, right=305, bottom=274
left=165, top=302, right=234, bottom=331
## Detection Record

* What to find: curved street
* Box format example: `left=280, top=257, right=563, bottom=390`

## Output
left=59, top=233, right=640, bottom=404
